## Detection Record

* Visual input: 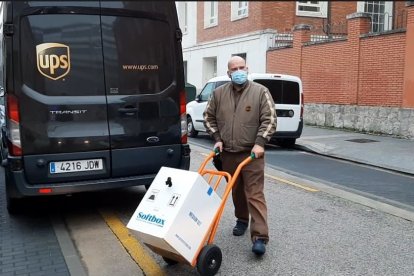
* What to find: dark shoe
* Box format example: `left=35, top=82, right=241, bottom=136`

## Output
left=252, top=239, right=266, bottom=255
left=232, top=221, right=248, bottom=236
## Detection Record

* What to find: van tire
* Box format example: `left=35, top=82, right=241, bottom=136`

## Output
left=187, top=116, right=198, bottom=138
left=6, top=196, right=24, bottom=215
left=5, top=171, right=24, bottom=215
left=275, top=138, right=296, bottom=148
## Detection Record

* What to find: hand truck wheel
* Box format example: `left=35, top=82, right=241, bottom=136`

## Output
left=162, top=256, right=178, bottom=265
left=196, top=244, right=222, bottom=276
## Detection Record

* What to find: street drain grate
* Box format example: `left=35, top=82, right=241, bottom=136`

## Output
left=345, top=138, right=379, bottom=143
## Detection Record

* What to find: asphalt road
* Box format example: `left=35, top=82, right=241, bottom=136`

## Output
left=118, top=143, right=414, bottom=276
left=190, top=133, right=414, bottom=213
left=1, top=139, right=414, bottom=275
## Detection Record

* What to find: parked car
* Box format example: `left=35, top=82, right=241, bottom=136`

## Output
left=186, top=73, right=304, bottom=147
left=1, top=1, right=190, bottom=213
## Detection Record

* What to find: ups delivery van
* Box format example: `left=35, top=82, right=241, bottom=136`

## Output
left=0, top=1, right=190, bottom=213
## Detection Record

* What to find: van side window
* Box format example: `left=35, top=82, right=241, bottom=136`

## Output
left=199, top=82, right=215, bottom=101
left=254, top=79, right=300, bottom=104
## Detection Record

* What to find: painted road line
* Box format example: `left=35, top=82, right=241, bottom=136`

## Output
left=197, top=151, right=318, bottom=192
left=265, top=173, right=319, bottom=192
left=98, top=209, right=165, bottom=276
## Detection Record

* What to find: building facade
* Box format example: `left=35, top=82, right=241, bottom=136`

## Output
left=177, top=1, right=414, bottom=138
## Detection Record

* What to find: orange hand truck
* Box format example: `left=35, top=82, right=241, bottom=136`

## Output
left=161, top=150, right=254, bottom=276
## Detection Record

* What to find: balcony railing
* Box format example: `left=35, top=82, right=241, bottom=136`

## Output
left=271, top=9, right=408, bottom=48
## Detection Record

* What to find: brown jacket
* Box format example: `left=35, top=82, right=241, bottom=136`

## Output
left=203, top=81, right=277, bottom=152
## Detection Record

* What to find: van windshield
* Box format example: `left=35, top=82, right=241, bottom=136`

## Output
left=253, top=79, right=300, bottom=105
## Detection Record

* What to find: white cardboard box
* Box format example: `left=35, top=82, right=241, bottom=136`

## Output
left=127, top=167, right=222, bottom=264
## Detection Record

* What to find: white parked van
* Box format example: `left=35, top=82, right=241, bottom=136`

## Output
left=186, top=73, right=304, bottom=147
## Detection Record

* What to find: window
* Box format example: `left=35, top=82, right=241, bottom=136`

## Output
left=232, top=53, right=247, bottom=63
left=183, top=61, right=187, bottom=83
left=101, top=16, right=174, bottom=95
left=204, top=2, right=218, bottom=28
left=296, top=1, right=328, bottom=18
left=253, top=79, right=300, bottom=105
left=231, top=1, right=249, bottom=21
left=21, top=14, right=106, bottom=96
left=199, top=80, right=229, bottom=101
left=357, top=1, right=393, bottom=32
left=203, top=57, right=217, bottom=81
left=199, top=82, right=215, bottom=101
left=177, top=2, right=188, bottom=33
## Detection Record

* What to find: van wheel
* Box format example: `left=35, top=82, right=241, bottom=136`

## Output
left=275, top=138, right=296, bottom=148
left=6, top=196, right=25, bottom=215
left=5, top=172, right=24, bottom=215
left=187, top=116, right=198, bottom=138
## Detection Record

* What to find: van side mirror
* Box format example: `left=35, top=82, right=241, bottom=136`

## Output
left=195, top=94, right=201, bottom=102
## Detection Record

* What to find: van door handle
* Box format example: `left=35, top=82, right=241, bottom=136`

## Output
left=118, top=107, right=138, bottom=116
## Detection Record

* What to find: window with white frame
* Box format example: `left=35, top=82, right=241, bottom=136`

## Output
left=177, top=2, right=188, bottom=34
left=231, top=1, right=249, bottom=21
left=296, top=1, right=328, bottom=18
left=357, top=1, right=393, bottom=32
left=204, top=2, right=218, bottom=28
left=232, top=53, right=247, bottom=63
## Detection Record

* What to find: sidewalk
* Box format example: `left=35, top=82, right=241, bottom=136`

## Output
left=295, top=125, right=414, bottom=175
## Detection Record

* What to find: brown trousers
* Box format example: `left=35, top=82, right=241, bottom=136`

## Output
left=221, top=151, right=269, bottom=243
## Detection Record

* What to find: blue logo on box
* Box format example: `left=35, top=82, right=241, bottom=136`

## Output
left=138, top=212, right=165, bottom=227
left=207, top=187, right=213, bottom=196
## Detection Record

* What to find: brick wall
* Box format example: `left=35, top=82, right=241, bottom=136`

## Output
left=359, top=33, right=406, bottom=107
left=266, top=47, right=299, bottom=77
left=267, top=13, right=406, bottom=108
left=329, top=1, right=356, bottom=24
left=266, top=7, right=414, bottom=138
left=197, top=2, right=264, bottom=43
left=301, top=40, right=351, bottom=104
left=261, top=2, right=296, bottom=32
left=197, top=2, right=408, bottom=43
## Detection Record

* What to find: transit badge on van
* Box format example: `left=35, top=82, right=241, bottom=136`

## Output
left=36, top=43, right=70, bottom=80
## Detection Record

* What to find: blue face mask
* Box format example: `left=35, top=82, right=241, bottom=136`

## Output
left=231, top=70, right=248, bottom=85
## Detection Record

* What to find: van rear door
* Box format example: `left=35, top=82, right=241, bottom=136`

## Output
left=252, top=76, right=302, bottom=133
left=15, top=2, right=112, bottom=184
left=100, top=2, right=184, bottom=177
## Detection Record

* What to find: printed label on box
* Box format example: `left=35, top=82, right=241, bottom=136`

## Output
left=169, top=193, right=181, bottom=207
left=147, top=189, right=160, bottom=202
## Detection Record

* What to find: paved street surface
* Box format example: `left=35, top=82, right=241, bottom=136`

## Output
left=1, top=126, right=414, bottom=275
left=0, top=184, right=70, bottom=276
left=114, top=144, right=414, bottom=276
left=296, top=125, right=414, bottom=175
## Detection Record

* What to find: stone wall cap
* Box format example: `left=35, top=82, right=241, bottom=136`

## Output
left=406, top=1, right=414, bottom=7
left=346, top=12, right=372, bottom=20
left=293, top=24, right=312, bottom=31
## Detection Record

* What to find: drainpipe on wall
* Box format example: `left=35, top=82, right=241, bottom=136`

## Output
left=402, top=1, right=414, bottom=107
left=327, top=1, right=331, bottom=38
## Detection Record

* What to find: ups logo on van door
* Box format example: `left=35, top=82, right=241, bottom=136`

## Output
left=36, top=43, right=70, bottom=80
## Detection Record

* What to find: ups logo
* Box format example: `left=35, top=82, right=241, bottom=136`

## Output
left=36, top=43, right=70, bottom=80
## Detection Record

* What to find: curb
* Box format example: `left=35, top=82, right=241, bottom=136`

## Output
left=51, top=214, right=88, bottom=276
left=294, top=143, right=414, bottom=177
